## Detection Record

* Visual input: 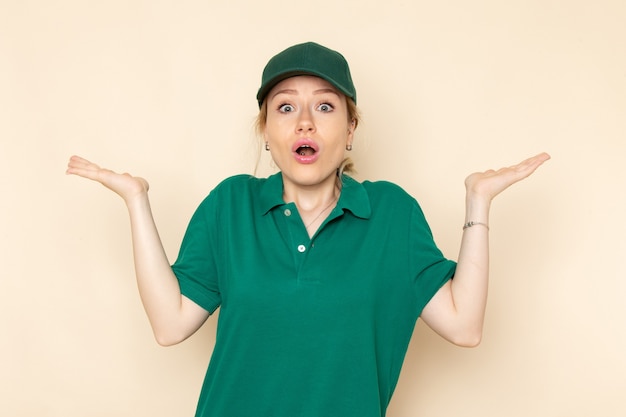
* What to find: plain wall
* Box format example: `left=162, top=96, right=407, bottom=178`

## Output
left=2, top=0, right=625, bottom=416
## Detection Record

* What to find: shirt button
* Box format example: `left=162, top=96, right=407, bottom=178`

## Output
left=297, top=244, right=306, bottom=253
left=284, top=209, right=292, bottom=216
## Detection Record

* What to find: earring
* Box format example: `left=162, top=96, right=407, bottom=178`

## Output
left=346, top=144, right=353, bottom=151
left=265, top=142, right=270, bottom=151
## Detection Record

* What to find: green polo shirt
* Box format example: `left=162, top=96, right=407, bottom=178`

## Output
left=172, top=172, right=456, bottom=417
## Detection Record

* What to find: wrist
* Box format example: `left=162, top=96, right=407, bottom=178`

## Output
left=465, top=194, right=491, bottom=224
left=463, top=221, right=489, bottom=231
left=125, top=190, right=150, bottom=212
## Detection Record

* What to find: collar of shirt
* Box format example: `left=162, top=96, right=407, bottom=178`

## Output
left=258, top=172, right=372, bottom=219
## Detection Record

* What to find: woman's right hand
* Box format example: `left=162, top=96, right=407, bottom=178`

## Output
left=66, top=155, right=149, bottom=204
left=67, top=155, right=210, bottom=345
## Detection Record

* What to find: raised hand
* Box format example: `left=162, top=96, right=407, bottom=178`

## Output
left=464, top=152, right=551, bottom=202
left=66, top=155, right=150, bottom=204
left=66, top=155, right=209, bottom=344
left=421, top=152, right=551, bottom=346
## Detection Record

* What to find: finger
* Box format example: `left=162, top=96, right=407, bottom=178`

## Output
left=513, top=152, right=551, bottom=172
left=67, top=155, right=91, bottom=166
left=505, top=153, right=551, bottom=185
left=67, top=155, right=95, bottom=172
left=497, top=153, right=548, bottom=181
left=66, top=166, right=101, bottom=180
left=66, top=156, right=108, bottom=180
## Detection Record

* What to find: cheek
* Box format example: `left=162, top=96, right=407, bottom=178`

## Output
left=264, top=116, right=290, bottom=139
left=324, top=132, right=350, bottom=160
left=324, top=121, right=351, bottom=143
left=263, top=123, right=279, bottom=144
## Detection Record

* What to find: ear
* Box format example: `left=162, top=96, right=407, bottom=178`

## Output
left=347, top=118, right=356, bottom=144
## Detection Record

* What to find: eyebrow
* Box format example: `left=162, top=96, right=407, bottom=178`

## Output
left=271, top=89, right=298, bottom=99
left=271, top=88, right=340, bottom=101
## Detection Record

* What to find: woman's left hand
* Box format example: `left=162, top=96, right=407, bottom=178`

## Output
left=421, top=151, right=551, bottom=346
left=465, top=152, right=551, bottom=202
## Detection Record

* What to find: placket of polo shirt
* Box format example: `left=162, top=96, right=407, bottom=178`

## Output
left=296, top=207, right=346, bottom=284
left=276, top=204, right=346, bottom=284
left=278, top=203, right=312, bottom=274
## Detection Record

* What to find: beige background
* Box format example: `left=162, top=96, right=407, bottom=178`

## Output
left=2, top=0, right=625, bottom=416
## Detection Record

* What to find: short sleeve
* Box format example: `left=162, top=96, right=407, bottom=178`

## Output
left=408, top=201, right=456, bottom=315
left=171, top=192, right=222, bottom=314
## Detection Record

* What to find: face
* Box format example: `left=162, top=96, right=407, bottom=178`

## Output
left=263, top=75, right=355, bottom=192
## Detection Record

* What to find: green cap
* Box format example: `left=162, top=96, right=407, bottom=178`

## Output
left=256, top=42, right=357, bottom=108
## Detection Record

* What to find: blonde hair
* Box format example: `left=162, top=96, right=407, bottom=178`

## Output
left=254, top=96, right=361, bottom=179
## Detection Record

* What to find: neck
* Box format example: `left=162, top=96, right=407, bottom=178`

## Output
left=285, top=185, right=338, bottom=213
left=282, top=174, right=339, bottom=212
left=282, top=175, right=340, bottom=238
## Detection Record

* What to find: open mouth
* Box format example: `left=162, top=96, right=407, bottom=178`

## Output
left=296, top=145, right=316, bottom=156
left=292, top=139, right=319, bottom=163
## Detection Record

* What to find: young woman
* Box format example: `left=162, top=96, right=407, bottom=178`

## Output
left=67, top=42, right=550, bottom=417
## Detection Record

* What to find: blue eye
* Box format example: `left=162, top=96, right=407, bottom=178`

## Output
left=278, top=104, right=295, bottom=112
left=318, top=103, right=334, bottom=112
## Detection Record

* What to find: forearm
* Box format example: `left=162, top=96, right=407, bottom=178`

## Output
left=126, top=194, right=192, bottom=345
left=450, top=196, right=491, bottom=340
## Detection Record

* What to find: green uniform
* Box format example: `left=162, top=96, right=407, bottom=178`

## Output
left=172, top=173, right=456, bottom=417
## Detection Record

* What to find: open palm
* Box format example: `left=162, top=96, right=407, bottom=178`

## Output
left=465, top=152, right=551, bottom=201
left=66, top=155, right=149, bottom=203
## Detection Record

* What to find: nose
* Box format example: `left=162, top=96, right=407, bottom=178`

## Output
left=296, top=107, right=316, bottom=133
